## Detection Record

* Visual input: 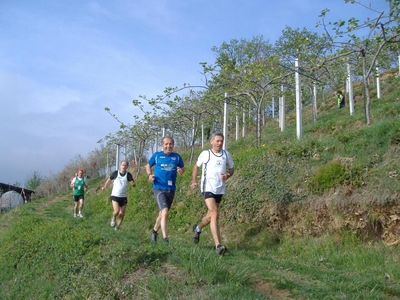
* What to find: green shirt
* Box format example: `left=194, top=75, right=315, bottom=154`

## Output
left=72, top=177, right=86, bottom=196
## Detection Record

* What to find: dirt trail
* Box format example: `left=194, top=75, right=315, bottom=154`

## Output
left=34, top=196, right=62, bottom=214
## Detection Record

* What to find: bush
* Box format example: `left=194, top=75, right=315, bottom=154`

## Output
left=309, top=160, right=347, bottom=193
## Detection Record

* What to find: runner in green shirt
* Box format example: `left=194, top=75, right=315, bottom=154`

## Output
left=70, top=169, right=87, bottom=218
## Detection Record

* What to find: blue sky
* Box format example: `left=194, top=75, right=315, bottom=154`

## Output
left=0, top=0, right=389, bottom=185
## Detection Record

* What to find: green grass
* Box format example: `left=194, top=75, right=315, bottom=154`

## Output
left=1, top=177, right=399, bottom=299
left=0, top=196, right=268, bottom=299
left=1, top=72, right=400, bottom=299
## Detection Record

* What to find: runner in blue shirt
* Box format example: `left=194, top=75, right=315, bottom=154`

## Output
left=146, top=136, right=184, bottom=244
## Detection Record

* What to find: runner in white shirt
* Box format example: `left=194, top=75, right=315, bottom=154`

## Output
left=190, top=133, right=234, bottom=255
left=102, top=160, right=136, bottom=230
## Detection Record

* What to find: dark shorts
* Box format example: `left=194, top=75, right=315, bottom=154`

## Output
left=73, top=195, right=84, bottom=202
left=153, top=189, right=175, bottom=210
left=111, top=196, right=128, bottom=207
left=202, top=192, right=223, bottom=204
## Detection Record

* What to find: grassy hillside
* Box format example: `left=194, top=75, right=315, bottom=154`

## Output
left=1, top=72, right=400, bottom=299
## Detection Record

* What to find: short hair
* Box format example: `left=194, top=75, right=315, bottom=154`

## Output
left=161, top=136, right=175, bottom=145
left=210, top=133, right=224, bottom=141
left=121, top=160, right=129, bottom=167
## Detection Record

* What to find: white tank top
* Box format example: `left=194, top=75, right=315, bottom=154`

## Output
left=111, top=172, right=128, bottom=197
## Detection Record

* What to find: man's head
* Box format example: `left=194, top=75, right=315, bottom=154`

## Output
left=162, top=136, right=175, bottom=155
left=120, top=160, right=129, bottom=172
left=77, top=170, right=83, bottom=177
left=210, top=133, right=224, bottom=152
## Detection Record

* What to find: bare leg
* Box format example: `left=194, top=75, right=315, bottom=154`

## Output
left=111, top=201, right=120, bottom=219
left=199, top=211, right=211, bottom=229
left=79, top=199, right=84, bottom=213
left=153, top=211, right=161, bottom=232
left=111, top=201, right=125, bottom=228
left=160, top=208, right=169, bottom=239
left=116, top=204, right=126, bottom=228
left=199, top=198, right=221, bottom=246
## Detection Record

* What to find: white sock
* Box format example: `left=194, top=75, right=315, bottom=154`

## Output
left=196, top=226, right=201, bottom=233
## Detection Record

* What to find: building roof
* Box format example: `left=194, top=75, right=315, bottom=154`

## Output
left=0, top=182, right=35, bottom=201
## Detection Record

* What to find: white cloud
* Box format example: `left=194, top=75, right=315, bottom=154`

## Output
left=0, top=73, right=81, bottom=114
left=86, top=1, right=116, bottom=19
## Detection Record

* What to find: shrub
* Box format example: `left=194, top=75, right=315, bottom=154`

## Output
left=309, top=160, right=347, bottom=193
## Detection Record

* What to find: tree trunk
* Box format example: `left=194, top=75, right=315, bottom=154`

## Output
left=256, top=103, right=262, bottom=147
left=361, top=51, right=371, bottom=125
left=312, top=83, right=317, bottom=123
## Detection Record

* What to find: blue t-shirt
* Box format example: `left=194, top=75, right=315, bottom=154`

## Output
left=148, top=151, right=184, bottom=191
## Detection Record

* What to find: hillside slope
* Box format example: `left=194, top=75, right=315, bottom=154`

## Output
left=1, top=71, right=400, bottom=299
left=222, top=70, right=400, bottom=246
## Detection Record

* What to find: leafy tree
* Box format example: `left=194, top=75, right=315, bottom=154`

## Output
left=25, top=171, right=43, bottom=190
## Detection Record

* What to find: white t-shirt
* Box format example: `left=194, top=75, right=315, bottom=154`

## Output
left=196, top=149, right=234, bottom=194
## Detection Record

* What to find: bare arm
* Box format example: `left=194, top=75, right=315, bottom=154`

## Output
left=101, top=178, right=111, bottom=191
left=222, top=167, right=234, bottom=181
left=145, top=163, right=155, bottom=182
left=190, top=164, right=199, bottom=189
left=177, top=166, right=184, bottom=175
left=228, top=167, right=234, bottom=176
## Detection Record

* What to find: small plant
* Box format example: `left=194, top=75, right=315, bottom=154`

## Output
left=308, top=160, right=347, bottom=193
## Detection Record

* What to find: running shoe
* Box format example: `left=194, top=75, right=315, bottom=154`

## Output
left=78, top=213, right=83, bottom=218
left=151, top=230, right=158, bottom=243
left=216, top=245, right=226, bottom=255
left=163, top=238, right=169, bottom=245
left=192, top=224, right=201, bottom=244
left=110, top=217, right=115, bottom=227
left=73, top=213, right=77, bottom=218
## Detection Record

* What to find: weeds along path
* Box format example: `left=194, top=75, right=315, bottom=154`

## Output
left=18, top=190, right=295, bottom=299
left=34, top=195, right=64, bottom=215
left=34, top=187, right=99, bottom=218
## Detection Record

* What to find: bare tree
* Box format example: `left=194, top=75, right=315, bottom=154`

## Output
left=318, top=0, right=400, bottom=124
